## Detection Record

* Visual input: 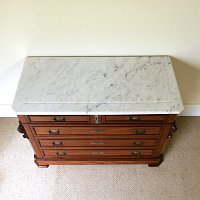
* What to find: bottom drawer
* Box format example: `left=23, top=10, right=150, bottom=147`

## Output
left=43, top=149, right=153, bottom=157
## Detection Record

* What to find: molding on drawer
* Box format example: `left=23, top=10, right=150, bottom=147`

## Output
left=0, top=104, right=17, bottom=117
left=179, top=104, right=200, bottom=116
left=0, top=104, right=200, bottom=117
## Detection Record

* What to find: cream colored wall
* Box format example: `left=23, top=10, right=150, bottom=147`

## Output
left=0, top=0, right=200, bottom=105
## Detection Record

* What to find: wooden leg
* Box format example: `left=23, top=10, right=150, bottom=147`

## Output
left=34, top=155, right=49, bottom=168
left=34, top=159, right=49, bottom=168
left=148, top=154, right=163, bottom=167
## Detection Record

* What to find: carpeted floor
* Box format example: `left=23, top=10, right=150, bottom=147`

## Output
left=0, top=117, right=199, bottom=200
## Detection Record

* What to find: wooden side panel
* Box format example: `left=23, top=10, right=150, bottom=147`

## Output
left=23, top=124, right=43, bottom=158
left=154, top=124, right=172, bottom=157
left=18, top=115, right=28, bottom=124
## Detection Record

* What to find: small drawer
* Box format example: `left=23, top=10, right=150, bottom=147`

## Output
left=38, top=139, right=157, bottom=147
left=33, top=126, right=163, bottom=136
left=27, top=115, right=90, bottom=123
left=43, top=149, right=153, bottom=157
left=104, top=115, right=167, bottom=123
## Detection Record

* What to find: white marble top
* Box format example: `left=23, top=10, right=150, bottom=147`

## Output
left=12, top=56, right=184, bottom=115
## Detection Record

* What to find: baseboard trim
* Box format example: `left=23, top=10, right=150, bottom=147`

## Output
left=179, top=104, right=200, bottom=116
left=0, top=104, right=17, bottom=117
left=0, top=104, right=200, bottom=117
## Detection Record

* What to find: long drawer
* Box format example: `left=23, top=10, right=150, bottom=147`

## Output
left=32, top=126, right=163, bottom=136
left=43, top=149, right=154, bottom=157
left=38, top=139, right=157, bottom=147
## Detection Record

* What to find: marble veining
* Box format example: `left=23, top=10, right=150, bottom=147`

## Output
left=12, top=56, right=184, bottom=114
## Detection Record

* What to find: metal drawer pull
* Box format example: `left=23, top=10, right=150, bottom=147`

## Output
left=52, top=141, right=63, bottom=146
left=91, top=142, right=105, bottom=145
left=48, top=129, right=60, bottom=134
left=90, top=130, right=105, bottom=133
left=132, top=141, right=144, bottom=146
left=53, top=117, right=66, bottom=122
left=130, top=152, right=141, bottom=156
left=95, top=115, right=100, bottom=124
left=92, top=152, right=104, bottom=155
left=133, top=129, right=146, bottom=134
left=56, top=152, right=67, bottom=156
left=128, top=116, right=141, bottom=121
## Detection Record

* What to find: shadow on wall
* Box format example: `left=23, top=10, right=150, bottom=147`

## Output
left=171, top=57, right=200, bottom=104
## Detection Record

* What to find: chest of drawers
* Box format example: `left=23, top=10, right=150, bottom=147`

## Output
left=13, top=56, right=183, bottom=168
left=18, top=114, right=177, bottom=167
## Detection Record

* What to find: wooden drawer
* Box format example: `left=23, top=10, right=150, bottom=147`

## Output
left=33, top=126, right=163, bottom=136
left=104, top=115, right=167, bottom=123
left=27, top=115, right=90, bottom=123
left=38, top=139, right=157, bottom=148
left=43, top=149, right=153, bottom=157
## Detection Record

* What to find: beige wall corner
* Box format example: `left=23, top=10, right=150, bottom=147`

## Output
left=172, top=57, right=200, bottom=104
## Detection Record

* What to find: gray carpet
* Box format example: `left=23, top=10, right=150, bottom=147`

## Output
left=0, top=117, right=199, bottom=200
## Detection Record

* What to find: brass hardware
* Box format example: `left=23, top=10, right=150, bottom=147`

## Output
left=52, top=141, right=63, bottom=146
left=90, top=129, right=105, bottom=133
left=171, top=122, right=177, bottom=133
left=92, top=152, right=104, bottom=155
left=130, top=152, right=141, bottom=156
left=132, top=129, right=146, bottom=134
left=53, top=117, right=66, bottom=122
left=95, top=115, right=100, bottom=124
left=91, top=141, right=105, bottom=145
left=132, top=141, right=143, bottom=146
left=56, top=152, right=67, bottom=156
left=128, top=116, right=141, bottom=121
left=168, top=134, right=173, bottom=139
left=48, top=129, right=60, bottom=134
left=168, top=122, right=177, bottom=139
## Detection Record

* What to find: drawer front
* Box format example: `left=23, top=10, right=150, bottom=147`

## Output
left=28, top=115, right=90, bottom=123
left=33, top=126, right=163, bottom=136
left=43, top=149, right=153, bottom=157
left=38, top=139, right=157, bottom=147
left=104, top=115, right=167, bottom=123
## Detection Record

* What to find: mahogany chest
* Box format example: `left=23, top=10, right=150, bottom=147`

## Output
left=18, top=114, right=177, bottom=167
